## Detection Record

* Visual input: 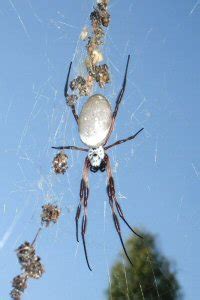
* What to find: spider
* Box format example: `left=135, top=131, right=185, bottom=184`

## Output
left=52, top=55, right=144, bottom=270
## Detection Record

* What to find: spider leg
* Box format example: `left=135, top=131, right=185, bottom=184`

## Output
left=115, top=200, right=143, bottom=239
left=105, top=128, right=144, bottom=150
left=107, top=156, right=142, bottom=239
left=75, top=161, right=88, bottom=242
left=81, top=213, right=92, bottom=271
left=108, top=196, right=133, bottom=266
left=75, top=176, right=89, bottom=242
left=106, top=156, right=138, bottom=265
left=75, top=158, right=92, bottom=271
left=113, top=55, right=130, bottom=121
left=64, top=61, right=79, bottom=124
left=75, top=202, right=81, bottom=242
left=64, top=62, right=72, bottom=98
left=106, top=155, right=141, bottom=265
left=104, top=55, right=131, bottom=145
left=52, top=145, right=88, bottom=152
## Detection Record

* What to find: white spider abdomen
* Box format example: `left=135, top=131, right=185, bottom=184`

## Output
left=78, top=94, right=112, bottom=148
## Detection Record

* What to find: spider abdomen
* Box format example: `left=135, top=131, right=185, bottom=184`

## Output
left=78, top=94, right=112, bottom=148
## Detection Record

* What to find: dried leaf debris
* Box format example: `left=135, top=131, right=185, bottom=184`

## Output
left=10, top=240, right=44, bottom=299
left=66, top=0, right=111, bottom=106
left=52, top=152, right=68, bottom=174
left=10, top=204, right=61, bottom=299
left=10, top=1, right=111, bottom=298
left=41, top=204, right=61, bottom=227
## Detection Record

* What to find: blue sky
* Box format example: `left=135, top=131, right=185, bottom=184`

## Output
left=0, top=0, right=200, bottom=299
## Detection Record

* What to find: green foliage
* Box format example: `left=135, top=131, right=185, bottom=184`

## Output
left=107, top=231, right=182, bottom=300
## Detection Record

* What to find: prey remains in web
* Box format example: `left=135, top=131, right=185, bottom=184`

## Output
left=52, top=55, right=144, bottom=271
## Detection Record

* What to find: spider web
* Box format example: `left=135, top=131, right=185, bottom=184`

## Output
left=0, top=0, right=199, bottom=299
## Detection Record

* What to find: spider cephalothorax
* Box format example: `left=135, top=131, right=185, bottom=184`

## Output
left=88, top=146, right=107, bottom=172
left=52, top=55, right=144, bottom=271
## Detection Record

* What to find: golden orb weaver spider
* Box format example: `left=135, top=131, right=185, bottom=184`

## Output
left=52, top=55, right=144, bottom=270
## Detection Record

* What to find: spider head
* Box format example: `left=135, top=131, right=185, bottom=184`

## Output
left=88, top=146, right=106, bottom=172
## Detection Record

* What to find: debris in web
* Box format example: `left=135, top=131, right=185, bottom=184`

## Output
left=10, top=202, right=61, bottom=298
left=10, top=275, right=28, bottom=300
left=10, top=0, right=111, bottom=297
left=10, top=230, right=45, bottom=299
left=52, top=152, right=68, bottom=174
left=24, top=256, right=45, bottom=279
left=66, top=0, right=111, bottom=107
left=16, top=242, right=36, bottom=267
left=41, top=204, right=61, bottom=227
